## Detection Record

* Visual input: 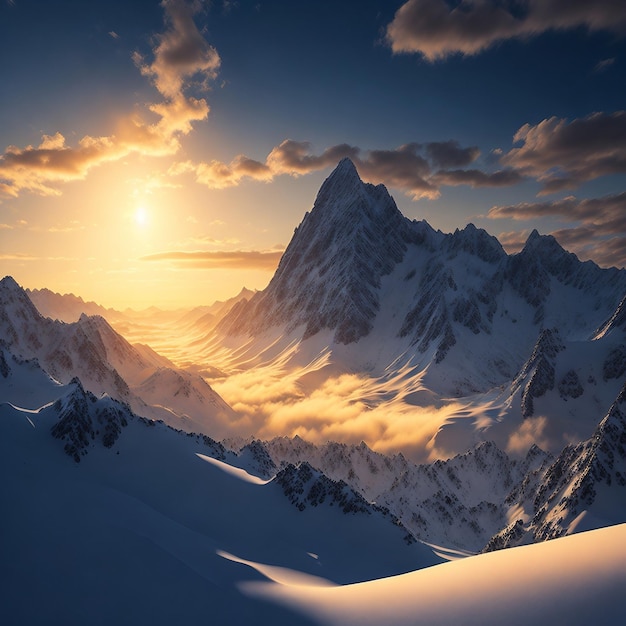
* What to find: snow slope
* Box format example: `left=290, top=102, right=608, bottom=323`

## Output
left=246, top=523, right=626, bottom=626
left=0, top=384, right=440, bottom=625
left=3, top=376, right=625, bottom=625
left=0, top=276, right=236, bottom=435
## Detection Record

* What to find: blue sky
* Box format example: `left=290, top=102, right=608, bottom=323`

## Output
left=0, top=0, right=625, bottom=307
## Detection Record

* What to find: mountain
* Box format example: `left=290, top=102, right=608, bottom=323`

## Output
left=201, top=158, right=626, bottom=458
left=485, top=380, right=626, bottom=551
left=237, top=436, right=549, bottom=552
left=26, top=286, right=123, bottom=323
left=0, top=276, right=235, bottom=435
left=218, top=158, right=420, bottom=344
left=0, top=380, right=442, bottom=625
left=2, top=375, right=625, bottom=625
left=214, top=160, right=626, bottom=391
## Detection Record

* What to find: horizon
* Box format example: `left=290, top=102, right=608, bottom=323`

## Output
left=1, top=0, right=625, bottom=309
left=5, top=191, right=613, bottom=313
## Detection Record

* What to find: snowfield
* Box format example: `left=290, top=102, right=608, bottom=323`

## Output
left=245, top=523, right=626, bottom=626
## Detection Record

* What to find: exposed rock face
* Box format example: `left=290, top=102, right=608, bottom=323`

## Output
left=514, top=328, right=565, bottom=418
left=485, top=382, right=626, bottom=551
left=558, top=369, right=584, bottom=399
left=274, top=461, right=375, bottom=514
left=50, top=379, right=131, bottom=462
left=603, top=345, right=626, bottom=382
left=218, top=158, right=419, bottom=344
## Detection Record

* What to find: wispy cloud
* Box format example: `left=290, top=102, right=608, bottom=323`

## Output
left=386, top=0, right=626, bottom=60
left=0, top=0, right=219, bottom=198
left=140, top=249, right=283, bottom=270
left=594, top=57, right=615, bottom=73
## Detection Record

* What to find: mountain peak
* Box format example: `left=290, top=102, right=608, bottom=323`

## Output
left=332, top=157, right=360, bottom=179
left=0, top=275, right=21, bottom=291
left=217, top=158, right=416, bottom=343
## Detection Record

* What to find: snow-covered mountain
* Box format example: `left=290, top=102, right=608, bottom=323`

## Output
left=1, top=378, right=441, bottom=625
left=485, top=380, right=626, bottom=550
left=26, top=286, right=124, bottom=323
left=215, top=159, right=625, bottom=389
left=225, top=401, right=626, bottom=554
left=0, top=276, right=235, bottom=434
left=2, top=370, right=625, bottom=625
left=197, top=158, right=626, bottom=460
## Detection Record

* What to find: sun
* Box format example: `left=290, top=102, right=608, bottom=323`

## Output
left=134, top=206, right=148, bottom=227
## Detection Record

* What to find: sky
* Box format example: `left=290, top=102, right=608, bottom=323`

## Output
left=1, top=0, right=625, bottom=309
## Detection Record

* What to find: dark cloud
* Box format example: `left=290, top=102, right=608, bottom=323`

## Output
left=140, top=249, right=283, bottom=270
left=386, top=0, right=626, bottom=60
left=585, top=235, right=626, bottom=268
left=488, top=191, right=626, bottom=234
left=425, top=141, right=480, bottom=168
left=356, top=144, right=438, bottom=199
left=266, top=140, right=360, bottom=175
left=501, top=111, right=626, bottom=194
left=175, top=139, right=508, bottom=200
left=433, top=167, right=524, bottom=188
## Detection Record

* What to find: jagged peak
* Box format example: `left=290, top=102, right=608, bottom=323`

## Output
left=0, top=275, right=21, bottom=290
left=0, top=275, right=44, bottom=319
left=448, top=223, right=506, bottom=264
left=519, top=229, right=572, bottom=263
left=310, top=158, right=370, bottom=214
left=0, top=275, right=31, bottom=301
left=333, top=157, right=360, bottom=179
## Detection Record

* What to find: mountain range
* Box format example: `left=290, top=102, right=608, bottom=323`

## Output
left=2, top=157, right=625, bottom=623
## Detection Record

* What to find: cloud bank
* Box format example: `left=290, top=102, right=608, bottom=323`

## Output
left=212, top=365, right=463, bottom=463
left=386, top=0, right=626, bottom=60
left=171, top=138, right=522, bottom=200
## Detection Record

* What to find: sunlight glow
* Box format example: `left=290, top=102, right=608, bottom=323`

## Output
left=134, top=206, right=148, bottom=227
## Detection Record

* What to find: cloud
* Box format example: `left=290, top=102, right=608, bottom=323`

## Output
left=501, top=111, right=626, bottom=194
left=108, top=31, right=120, bottom=40
left=594, top=57, right=615, bottom=73
left=172, top=139, right=516, bottom=200
left=386, top=0, right=626, bottom=60
left=0, top=253, right=39, bottom=261
left=432, top=167, right=523, bottom=188
left=266, top=140, right=361, bottom=175
left=488, top=192, right=626, bottom=268
left=488, top=192, right=626, bottom=232
left=0, top=0, right=219, bottom=198
left=212, top=365, right=465, bottom=462
left=425, top=140, right=480, bottom=168
left=134, top=0, right=220, bottom=99
left=140, top=249, right=283, bottom=270
left=496, top=229, right=531, bottom=254
left=507, top=416, right=549, bottom=456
